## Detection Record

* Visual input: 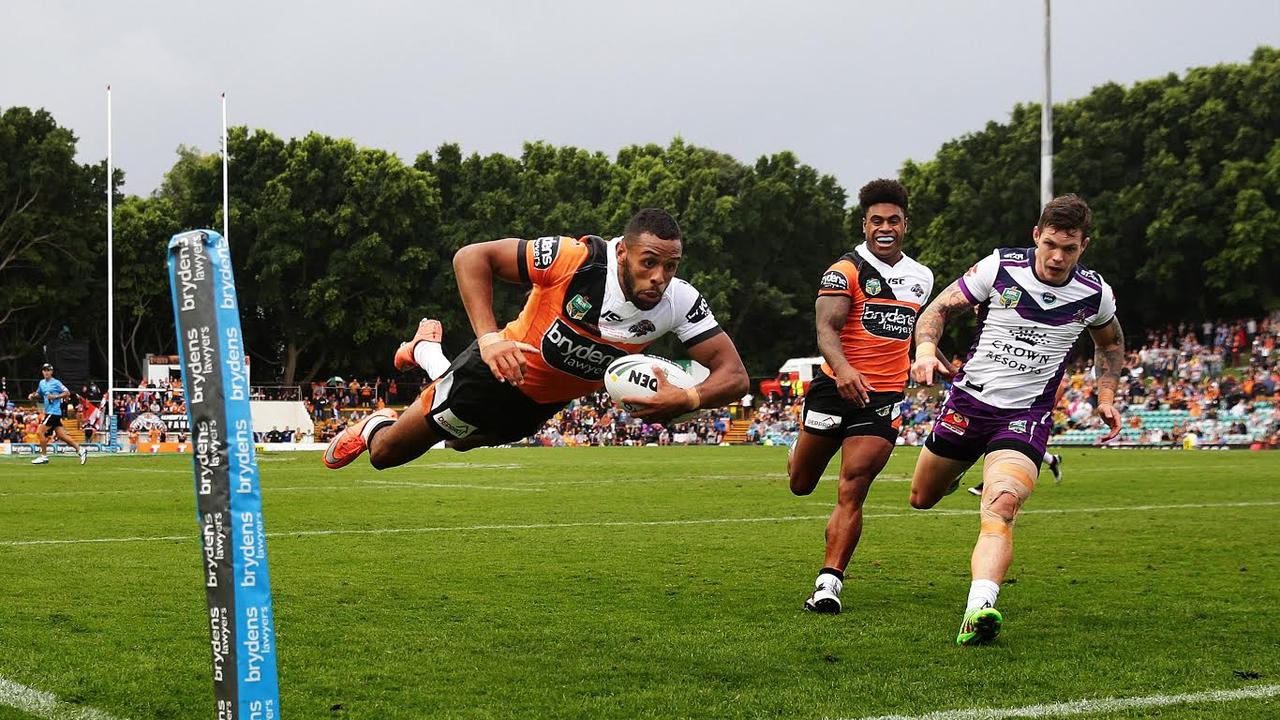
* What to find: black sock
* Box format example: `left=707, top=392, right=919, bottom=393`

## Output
left=819, top=566, right=844, bottom=582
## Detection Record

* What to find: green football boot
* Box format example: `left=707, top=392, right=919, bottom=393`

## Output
left=955, top=606, right=1003, bottom=646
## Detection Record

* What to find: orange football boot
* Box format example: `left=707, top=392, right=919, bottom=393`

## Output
left=323, top=408, right=398, bottom=469
left=393, top=318, right=444, bottom=372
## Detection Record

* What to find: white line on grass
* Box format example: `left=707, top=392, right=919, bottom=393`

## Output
left=0, top=675, right=126, bottom=719
left=3, top=500, right=1277, bottom=548
left=360, top=479, right=544, bottom=492
left=838, top=683, right=1279, bottom=720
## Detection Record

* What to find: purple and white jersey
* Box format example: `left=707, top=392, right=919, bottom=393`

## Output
left=953, top=247, right=1116, bottom=411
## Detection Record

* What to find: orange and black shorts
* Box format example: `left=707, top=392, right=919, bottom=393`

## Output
left=419, top=341, right=568, bottom=445
left=801, top=372, right=903, bottom=443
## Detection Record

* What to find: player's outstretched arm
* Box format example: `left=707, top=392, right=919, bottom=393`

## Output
left=1088, top=317, right=1126, bottom=442
left=685, top=333, right=749, bottom=410
left=911, top=280, right=974, bottom=385
left=816, top=295, right=873, bottom=406
left=453, top=238, right=538, bottom=384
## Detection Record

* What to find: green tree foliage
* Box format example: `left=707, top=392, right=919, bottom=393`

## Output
left=903, top=47, right=1280, bottom=336
left=5, top=47, right=1277, bottom=382
left=0, top=107, right=101, bottom=364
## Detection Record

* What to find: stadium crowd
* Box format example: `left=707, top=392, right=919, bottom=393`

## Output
left=5, top=313, right=1277, bottom=451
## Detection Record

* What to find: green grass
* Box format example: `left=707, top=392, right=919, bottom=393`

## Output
left=1, top=446, right=1278, bottom=719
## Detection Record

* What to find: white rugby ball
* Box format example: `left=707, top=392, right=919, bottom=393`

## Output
left=604, top=354, right=700, bottom=423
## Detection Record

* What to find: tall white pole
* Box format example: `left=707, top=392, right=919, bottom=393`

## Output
left=106, top=84, right=115, bottom=419
left=221, top=92, right=229, bottom=242
left=1041, top=0, right=1053, bottom=209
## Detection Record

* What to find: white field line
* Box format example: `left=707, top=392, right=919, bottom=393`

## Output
left=0, top=481, right=540, bottom=498
left=3, top=500, right=1277, bottom=548
left=0, top=675, right=126, bottom=719
left=839, top=683, right=1280, bottom=720
left=360, top=479, right=543, bottom=492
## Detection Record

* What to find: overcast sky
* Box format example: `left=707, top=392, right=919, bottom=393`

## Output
left=4, top=1, right=1278, bottom=199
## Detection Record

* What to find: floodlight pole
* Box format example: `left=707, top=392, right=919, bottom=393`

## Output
left=221, top=92, right=229, bottom=243
left=1041, top=0, right=1053, bottom=209
left=106, top=84, right=115, bottom=419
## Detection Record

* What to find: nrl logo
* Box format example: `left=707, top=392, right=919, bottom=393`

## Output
left=628, top=319, right=657, bottom=337
left=999, top=287, right=1022, bottom=308
left=566, top=294, right=592, bottom=320
left=864, top=279, right=882, bottom=296
left=1007, top=420, right=1028, bottom=434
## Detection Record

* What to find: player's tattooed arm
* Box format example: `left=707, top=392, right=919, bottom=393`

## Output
left=913, top=281, right=972, bottom=349
left=911, top=281, right=973, bottom=384
left=1088, top=317, right=1126, bottom=441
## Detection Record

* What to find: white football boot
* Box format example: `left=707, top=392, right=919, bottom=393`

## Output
left=803, top=572, right=843, bottom=614
left=79, top=446, right=89, bottom=465
left=31, top=455, right=49, bottom=465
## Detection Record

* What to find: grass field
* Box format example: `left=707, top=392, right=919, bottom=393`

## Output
left=1, top=446, right=1278, bottom=719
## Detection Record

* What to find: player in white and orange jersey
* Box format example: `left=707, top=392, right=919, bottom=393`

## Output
left=323, top=208, right=748, bottom=470
left=787, top=179, right=935, bottom=614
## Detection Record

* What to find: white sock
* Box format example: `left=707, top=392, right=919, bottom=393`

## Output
left=360, top=414, right=396, bottom=443
left=1043, top=451, right=1055, bottom=464
left=967, top=579, right=1000, bottom=611
left=413, top=341, right=451, bottom=380
left=816, top=572, right=843, bottom=595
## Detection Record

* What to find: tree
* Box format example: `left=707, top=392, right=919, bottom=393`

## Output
left=0, top=107, right=100, bottom=372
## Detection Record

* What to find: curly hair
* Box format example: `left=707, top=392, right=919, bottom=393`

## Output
left=858, top=179, right=909, bottom=215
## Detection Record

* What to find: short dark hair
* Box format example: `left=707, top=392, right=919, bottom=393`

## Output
left=623, top=208, right=682, bottom=243
left=1038, top=194, right=1092, bottom=234
left=858, top=179, right=908, bottom=215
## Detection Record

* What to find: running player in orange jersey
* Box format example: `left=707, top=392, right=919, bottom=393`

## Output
left=323, top=208, right=749, bottom=469
left=788, top=179, right=935, bottom=613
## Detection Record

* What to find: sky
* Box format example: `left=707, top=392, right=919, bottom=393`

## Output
left=3, top=0, right=1278, bottom=199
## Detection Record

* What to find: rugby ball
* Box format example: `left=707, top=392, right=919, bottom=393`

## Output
left=604, top=354, right=700, bottom=423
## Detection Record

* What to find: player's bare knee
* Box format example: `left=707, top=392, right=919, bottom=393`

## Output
left=910, top=488, right=939, bottom=510
left=836, top=476, right=868, bottom=508
left=789, top=469, right=819, bottom=496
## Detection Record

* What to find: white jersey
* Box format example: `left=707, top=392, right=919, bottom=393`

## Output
left=595, top=237, right=720, bottom=346
left=953, top=247, right=1116, bottom=411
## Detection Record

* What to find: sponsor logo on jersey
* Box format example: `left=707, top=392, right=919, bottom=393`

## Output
left=887, top=277, right=904, bottom=285
left=911, top=283, right=925, bottom=298
left=600, top=310, right=624, bottom=322
left=820, top=270, right=848, bottom=292
left=1041, top=291, right=1057, bottom=304
left=628, top=319, right=657, bottom=337
left=566, top=294, right=592, bottom=320
left=864, top=278, right=882, bottom=296
left=432, top=408, right=477, bottom=438
left=1011, top=328, right=1048, bottom=346
left=686, top=294, right=711, bottom=324
left=541, top=319, right=628, bottom=380
left=939, top=410, right=969, bottom=436
left=804, top=410, right=841, bottom=431
left=1007, top=420, right=1028, bottom=434
left=999, top=287, right=1022, bottom=308
left=1000, top=249, right=1026, bottom=260
left=532, top=236, right=560, bottom=270
left=860, top=302, right=917, bottom=340
left=1077, top=267, right=1100, bottom=282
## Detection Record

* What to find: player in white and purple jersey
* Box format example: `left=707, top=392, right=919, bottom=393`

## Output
left=907, top=194, right=1125, bottom=646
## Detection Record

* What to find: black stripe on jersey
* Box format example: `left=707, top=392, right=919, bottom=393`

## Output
left=516, top=239, right=531, bottom=284
left=561, top=235, right=610, bottom=334
left=681, top=325, right=724, bottom=349
left=842, top=251, right=896, bottom=300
